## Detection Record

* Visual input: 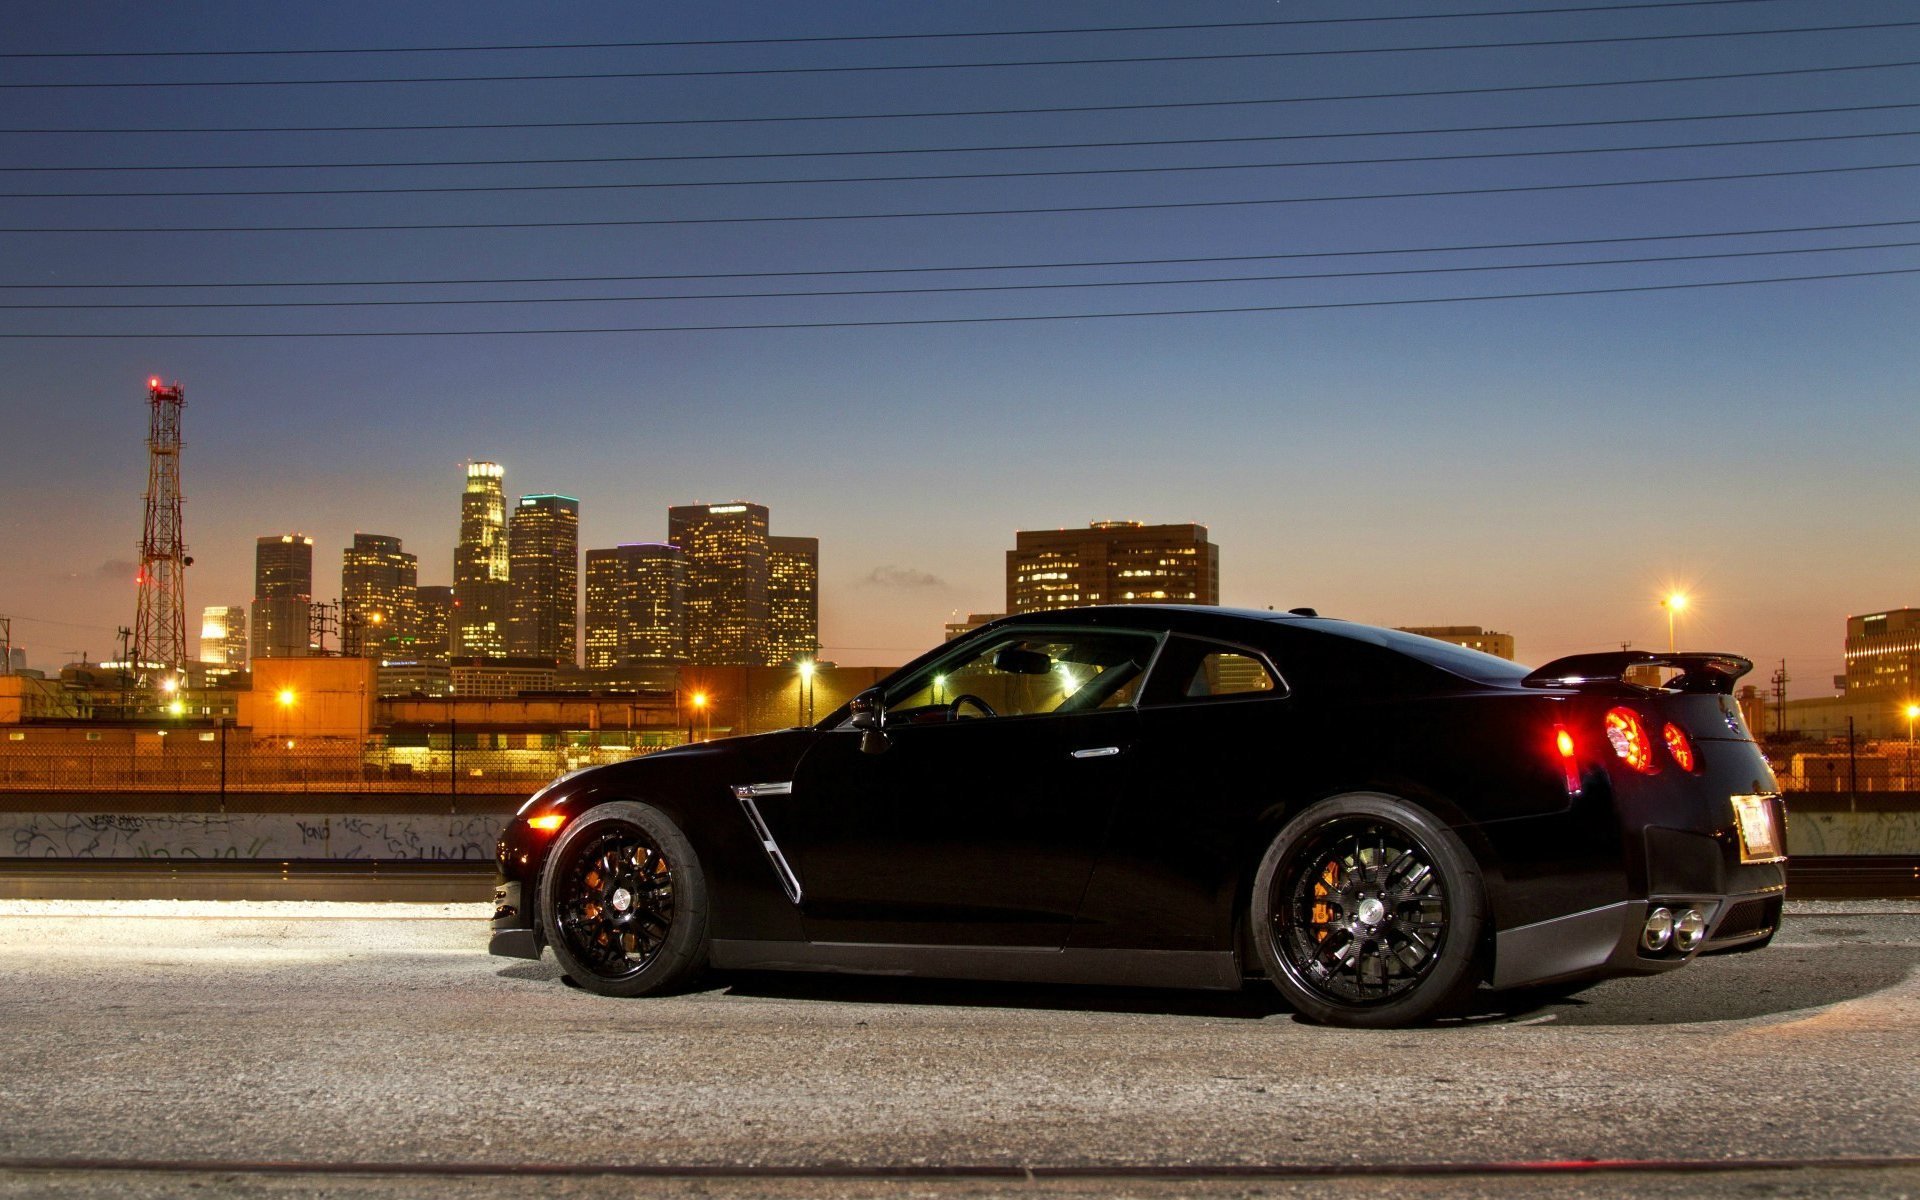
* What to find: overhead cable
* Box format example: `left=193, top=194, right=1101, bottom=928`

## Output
left=6, top=161, right=1913, bottom=234
left=10, top=217, right=1911, bottom=290
left=6, top=62, right=1911, bottom=134
left=5, top=239, right=1913, bottom=310
left=4, top=22, right=1913, bottom=89
left=0, top=1, right=1806, bottom=59
left=10, top=106, right=1919, bottom=174
left=8, top=131, right=1915, bottom=199
left=4, top=268, right=1913, bottom=338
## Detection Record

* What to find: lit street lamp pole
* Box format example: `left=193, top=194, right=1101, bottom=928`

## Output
left=797, top=660, right=815, bottom=727
left=1662, top=592, right=1688, bottom=654
left=1906, top=703, right=1919, bottom=791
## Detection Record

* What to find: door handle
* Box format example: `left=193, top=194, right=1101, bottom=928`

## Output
left=1070, top=746, right=1122, bottom=759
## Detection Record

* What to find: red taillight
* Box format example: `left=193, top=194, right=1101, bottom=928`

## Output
left=1662, top=722, right=1697, bottom=772
left=1553, top=725, right=1581, bottom=795
left=1603, top=707, right=1657, bottom=774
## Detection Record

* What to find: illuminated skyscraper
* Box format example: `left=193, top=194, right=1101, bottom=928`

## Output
left=507, top=493, right=580, bottom=667
left=199, top=605, right=248, bottom=669
left=413, top=585, right=453, bottom=660
left=584, top=543, right=687, bottom=668
left=453, top=462, right=510, bottom=657
left=1006, top=521, right=1219, bottom=614
left=668, top=502, right=770, bottom=666
left=1845, top=608, right=1920, bottom=694
left=341, top=533, right=417, bottom=660
left=250, top=533, right=314, bottom=659
left=767, top=535, right=820, bottom=666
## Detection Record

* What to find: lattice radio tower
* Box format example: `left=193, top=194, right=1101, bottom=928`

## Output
left=131, top=377, right=189, bottom=687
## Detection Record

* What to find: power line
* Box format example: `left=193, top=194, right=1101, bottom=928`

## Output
left=7, top=161, right=1914, bottom=234
left=6, top=239, right=1913, bottom=311
left=5, top=22, right=1913, bottom=89
left=10, top=217, right=1910, bottom=291
left=7, top=61, right=1911, bottom=135
left=0, top=1, right=1806, bottom=59
left=4, top=267, right=1913, bottom=338
left=9, top=130, right=1914, bottom=199
left=12, top=106, right=1918, bottom=174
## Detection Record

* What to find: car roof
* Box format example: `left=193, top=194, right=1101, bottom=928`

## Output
left=992, top=605, right=1530, bottom=685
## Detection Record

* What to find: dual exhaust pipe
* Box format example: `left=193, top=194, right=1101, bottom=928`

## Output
left=1643, top=905, right=1708, bottom=954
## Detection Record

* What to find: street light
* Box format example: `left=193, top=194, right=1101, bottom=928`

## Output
left=1661, top=591, right=1689, bottom=653
left=276, top=688, right=296, bottom=708
left=797, top=659, right=815, bottom=726
left=1906, top=702, right=1919, bottom=791
left=689, top=691, right=707, bottom=744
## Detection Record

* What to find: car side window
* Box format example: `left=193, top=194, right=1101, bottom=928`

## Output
left=1140, top=637, right=1286, bottom=707
left=883, top=631, right=1159, bottom=723
left=1186, top=650, right=1277, bottom=698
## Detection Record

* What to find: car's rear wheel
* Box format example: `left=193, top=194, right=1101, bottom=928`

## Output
left=1252, top=794, right=1486, bottom=1028
left=538, top=801, right=709, bottom=997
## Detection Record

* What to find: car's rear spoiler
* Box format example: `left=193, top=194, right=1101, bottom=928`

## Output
left=1521, top=651, right=1753, bottom=695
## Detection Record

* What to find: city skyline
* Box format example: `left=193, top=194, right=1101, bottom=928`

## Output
left=2, top=2, right=1915, bottom=688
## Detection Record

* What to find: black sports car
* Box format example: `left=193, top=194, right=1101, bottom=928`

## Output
left=491, top=606, right=1786, bottom=1027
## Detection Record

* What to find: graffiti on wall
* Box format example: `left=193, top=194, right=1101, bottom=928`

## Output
left=1, top=812, right=499, bottom=861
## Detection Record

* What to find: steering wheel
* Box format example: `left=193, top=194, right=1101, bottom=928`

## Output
left=946, top=693, right=997, bottom=721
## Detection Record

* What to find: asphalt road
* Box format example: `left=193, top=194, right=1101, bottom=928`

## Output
left=0, top=899, right=1915, bottom=1200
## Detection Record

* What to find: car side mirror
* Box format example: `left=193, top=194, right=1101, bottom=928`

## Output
left=848, top=688, right=890, bottom=755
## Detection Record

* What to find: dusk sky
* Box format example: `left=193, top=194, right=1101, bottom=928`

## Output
left=2, top=1, right=1915, bottom=689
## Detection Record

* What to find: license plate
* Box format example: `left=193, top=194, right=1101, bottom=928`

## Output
left=1730, top=795, right=1785, bottom=863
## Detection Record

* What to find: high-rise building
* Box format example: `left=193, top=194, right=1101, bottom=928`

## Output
left=1006, top=520, right=1219, bottom=614
left=668, top=502, right=771, bottom=666
left=198, top=605, right=248, bottom=669
left=341, top=533, right=418, bottom=661
left=1395, top=625, right=1517, bottom=661
left=767, top=535, right=820, bottom=666
left=584, top=543, right=687, bottom=668
left=453, top=462, right=510, bottom=658
left=412, top=585, right=453, bottom=661
left=1844, top=609, right=1920, bottom=695
left=250, top=534, right=314, bottom=659
left=507, top=493, right=581, bottom=666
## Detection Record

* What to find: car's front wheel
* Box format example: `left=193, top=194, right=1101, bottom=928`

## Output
left=538, top=801, right=710, bottom=997
left=1252, top=794, right=1486, bottom=1028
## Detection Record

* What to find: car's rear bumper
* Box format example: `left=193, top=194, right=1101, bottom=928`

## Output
left=489, top=879, right=542, bottom=960
left=1491, top=882, right=1783, bottom=990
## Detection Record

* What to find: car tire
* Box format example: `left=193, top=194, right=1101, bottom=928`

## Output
left=1252, top=793, right=1487, bottom=1028
left=538, top=800, right=710, bottom=997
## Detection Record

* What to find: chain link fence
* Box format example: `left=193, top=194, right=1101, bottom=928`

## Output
left=0, top=733, right=673, bottom=804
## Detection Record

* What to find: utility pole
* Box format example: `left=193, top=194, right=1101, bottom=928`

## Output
left=0, top=615, right=11, bottom=675
left=115, top=626, right=133, bottom=716
left=309, top=602, right=339, bottom=656
left=1770, top=660, right=1790, bottom=735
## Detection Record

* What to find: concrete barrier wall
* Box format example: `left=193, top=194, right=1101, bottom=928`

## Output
left=1787, top=809, right=1920, bottom=856
left=1, top=812, right=503, bottom=861
left=0, top=804, right=1912, bottom=862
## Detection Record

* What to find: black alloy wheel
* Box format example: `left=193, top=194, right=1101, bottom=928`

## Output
left=1252, top=794, right=1485, bottom=1028
left=538, top=801, right=710, bottom=997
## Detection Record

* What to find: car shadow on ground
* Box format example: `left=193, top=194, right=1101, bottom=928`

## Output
left=1456, top=942, right=1920, bottom=1026
left=495, top=941, right=1919, bottom=1028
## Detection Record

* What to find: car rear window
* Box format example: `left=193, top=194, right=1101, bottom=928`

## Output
left=1299, top=621, right=1530, bottom=684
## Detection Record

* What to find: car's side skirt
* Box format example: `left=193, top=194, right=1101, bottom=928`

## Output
left=709, top=939, right=1243, bottom=991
